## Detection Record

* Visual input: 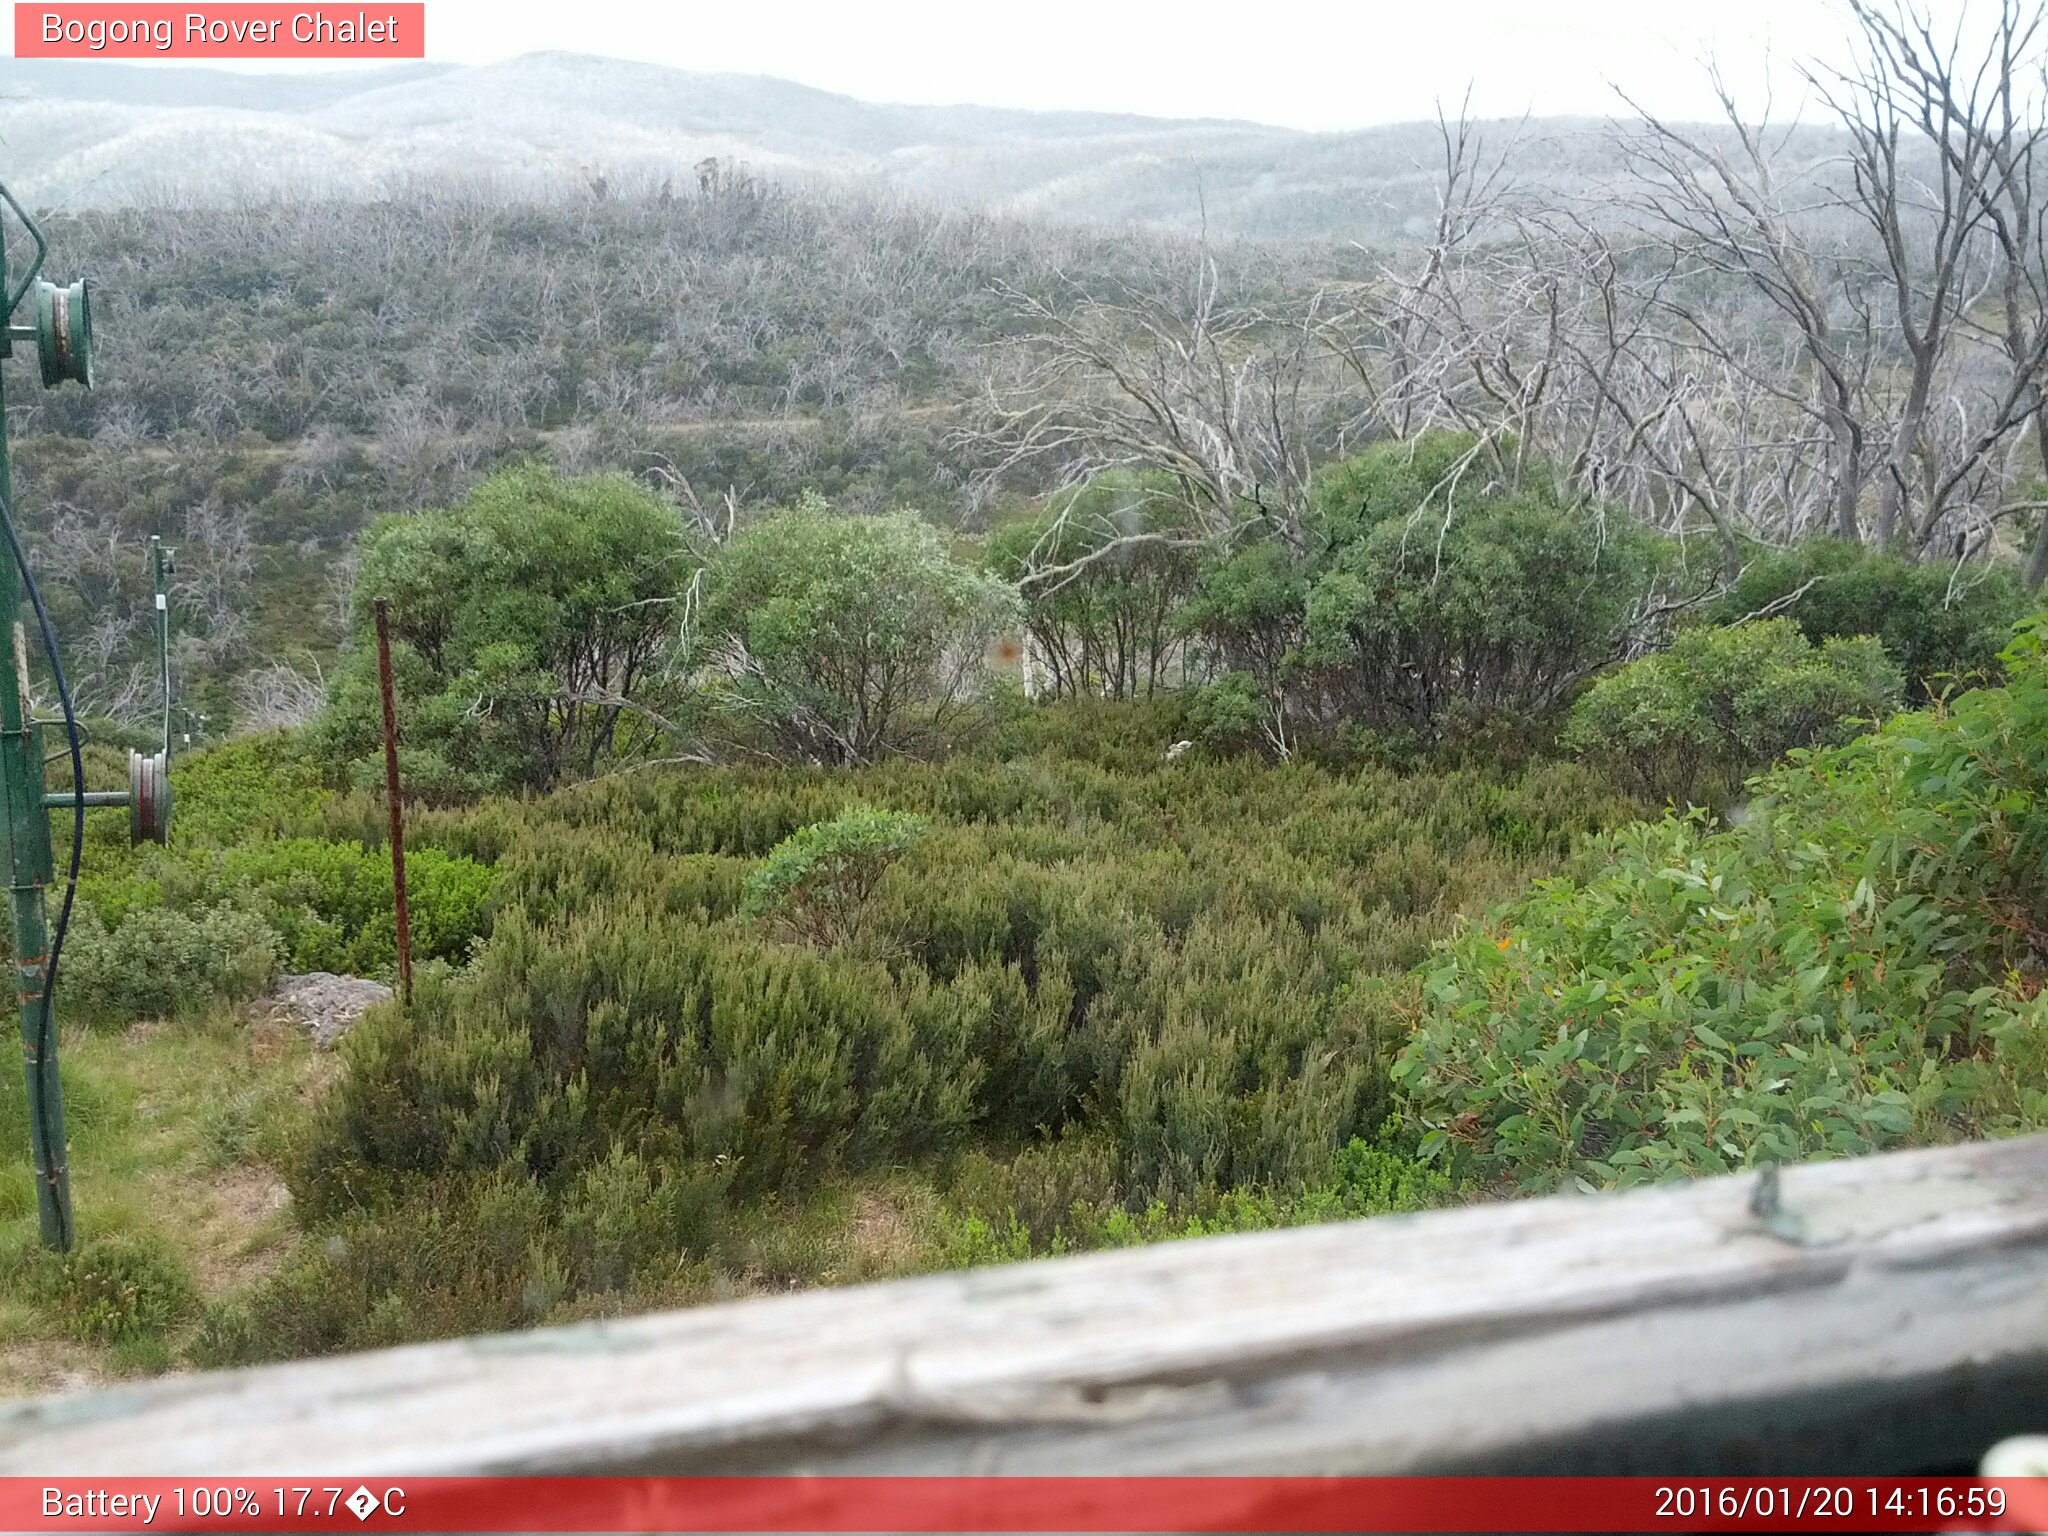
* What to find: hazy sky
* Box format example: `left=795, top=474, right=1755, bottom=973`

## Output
left=368, top=0, right=1918, bottom=128
left=34, top=0, right=1984, bottom=130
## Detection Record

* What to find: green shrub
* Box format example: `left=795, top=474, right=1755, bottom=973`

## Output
left=20, top=1232, right=197, bottom=1343
left=1178, top=542, right=1307, bottom=751
left=62, top=903, right=280, bottom=1020
left=1175, top=434, right=1673, bottom=752
left=1704, top=539, right=2031, bottom=699
left=269, top=737, right=1625, bottom=1352
left=217, top=1174, right=563, bottom=1362
left=1565, top=621, right=1903, bottom=805
left=313, top=465, right=701, bottom=796
left=741, top=808, right=928, bottom=950
left=1398, top=621, right=2048, bottom=1193
left=555, top=1145, right=726, bottom=1293
left=1298, top=435, right=1672, bottom=738
left=985, top=694, right=1191, bottom=772
left=939, top=1124, right=1455, bottom=1264
left=689, top=502, right=1020, bottom=764
left=162, top=734, right=329, bottom=846
left=1185, top=672, right=1269, bottom=754
left=84, top=838, right=494, bottom=982
left=985, top=472, right=1200, bottom=701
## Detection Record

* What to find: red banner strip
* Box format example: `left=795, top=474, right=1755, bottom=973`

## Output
left=14, top=5, right=424, bottom=59
left=5, top=1477, right=2048, bottom=1533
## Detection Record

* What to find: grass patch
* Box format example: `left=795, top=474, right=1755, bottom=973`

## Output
left=0, top=1005, right=327, bottom=1396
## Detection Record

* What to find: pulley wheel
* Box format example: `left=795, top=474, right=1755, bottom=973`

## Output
left=128, top=749, right=171, bottom=846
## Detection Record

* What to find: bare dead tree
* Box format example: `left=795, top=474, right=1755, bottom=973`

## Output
left=1806, top=0, right=2048, bottom=554
left=1616, top=73, right=1883, bottom=543
left=968, top=250, right=1332, bottom=554
left=1841, top=0, right=2048, bottom=584
left=234, top=658, right=328, bottom=730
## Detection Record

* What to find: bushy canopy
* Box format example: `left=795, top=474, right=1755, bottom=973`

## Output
left=1565, top=620, right=1903, bottom=805
left=1302, top=437, right=1670, bottom=733
left=985, top=471, right=1200, bottom=701
left=1168, top=434, right=1671, bottom=751
left=1705, top=539, right=2030, bottom=700
left=317, top=465, right=699, bottom=796
left=688, top=502, right=1020, bottom=764
left=1399, top=621, right=2048, bottom=1193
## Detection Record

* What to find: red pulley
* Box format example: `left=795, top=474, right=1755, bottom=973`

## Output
left=127, top=749, right=170, bottom=846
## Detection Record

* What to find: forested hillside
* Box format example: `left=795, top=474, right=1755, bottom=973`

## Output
left=10, top=182, right=1319, bottom=728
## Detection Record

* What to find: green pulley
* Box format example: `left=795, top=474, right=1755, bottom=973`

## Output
left=33, top=279, right=91, bottom=390
left=128, top=748, right=170, bottom=846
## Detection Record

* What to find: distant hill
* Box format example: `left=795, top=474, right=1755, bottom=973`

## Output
left=0, top=53, right=1842, bottom=240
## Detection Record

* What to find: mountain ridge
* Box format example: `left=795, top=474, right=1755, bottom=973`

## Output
left=0, top=52, right=1838, bottom=240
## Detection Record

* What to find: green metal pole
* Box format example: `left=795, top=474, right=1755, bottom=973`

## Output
left=0, top=226, right=71, bottom=1251
left=151, top=536, right=170, bottom=757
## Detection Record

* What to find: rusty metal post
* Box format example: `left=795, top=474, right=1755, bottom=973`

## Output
left=373, top=598, right=413, bottom=1009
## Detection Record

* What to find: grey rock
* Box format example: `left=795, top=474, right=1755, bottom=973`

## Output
left=271, top=971, right=394, bottom=1049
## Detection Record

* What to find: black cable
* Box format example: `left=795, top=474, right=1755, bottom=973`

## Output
left=0, top=484, right=80, bottom=1250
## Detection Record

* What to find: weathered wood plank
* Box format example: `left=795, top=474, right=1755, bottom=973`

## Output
left=7, top=1135, right=2048, bottom=1475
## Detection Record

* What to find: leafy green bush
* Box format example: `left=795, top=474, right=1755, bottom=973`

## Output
left=939, top=1124, right=1455, bottom=1265
left=1565, top=621, right=1902, bottom=805
left=18, top=1232, right=197, bottom=1343
left=200, top=1174, right=572, bottom=1363
left=1299, top=436, right=1671, bottom=738
left=274, top=739, right=1628, bottom=1353
left=313, top=464, right=701, bottom=797
left=689, top=501, right=1020, bottom=764
left=62, top=903, right=280, bottom=1021
left=160, top=734, right=329, bottom=847
left=1170, top=434, right=1673, bottom=753
left=55, top=728, right=494, bottom=1019
left=84, top=838, right=494, bottom=984
left=985, top=472, right=1199, bottom=701
left=1185, top=672, right=1269, bottom=754
left=741, top=808, right=928, bottom=950
left=1397, top=622, right=2048, bottom=1193
left=1178, top=543, right=1307, bottom=751
left=1705, top=539, right=2031, bottom=699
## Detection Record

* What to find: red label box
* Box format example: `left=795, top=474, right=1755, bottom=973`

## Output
left=14, top=4, right=425, bottom=58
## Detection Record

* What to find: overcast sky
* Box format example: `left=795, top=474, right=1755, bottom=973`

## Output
left=31, top=0, right=1987, bottom=130
left=369, top=0, right=1940, bottom=127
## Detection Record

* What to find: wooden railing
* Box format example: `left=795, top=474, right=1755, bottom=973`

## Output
left=6, top=1134, right=2048, bottom=1476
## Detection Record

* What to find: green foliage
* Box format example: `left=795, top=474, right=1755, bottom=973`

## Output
left=1705, top=539, right=2031, bottom=700
left=1397, top=622, right=2048, bottom=1193
left=939, top=1121, right=1454, bottom=1264
left=986, top=472, right=1200, bottom=700
left=315, top=464, right=701, bottom=796
left=985, top=694, right=1192, bottom=773
left=1185, top=672, right=1270, bottom=754
left=201, top=1174, right=569, bottom=1364
left=741, top=808, right=928, bottom=950
left=273, top=733, right=1628, bottom=1350
left=16, top=1232, right=197, bottom=1344
left=216, top=841, right=493, bottom=974
left=60, top=734, right=494, bottom=1021
left=1299, top=436, right=1670, bottom=738
left=81, top=840, right=492, bottom=990
left=1565, top=621, right=1903, bottom=805
left=157, top=733, right=329, bottom=846
left=61, top=904, right=280, bottom=1021
left=1164, top=435, right=1672, bottom=755
left=1177, top=542, right=1306, bottom=746
left=690, top=502, right=1021, bottom=764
